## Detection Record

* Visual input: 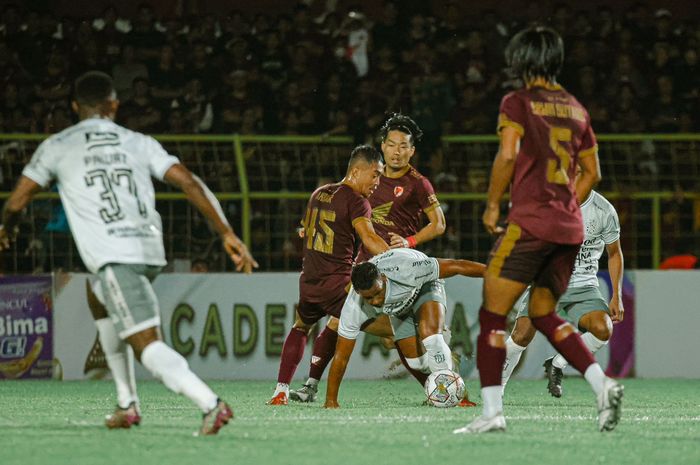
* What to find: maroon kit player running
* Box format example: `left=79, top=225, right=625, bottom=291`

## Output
left=453, top=26, right=623, bottom=434
left=289, top=114, right=448, bottom=403
left=268, top=145, right=389, bottom=405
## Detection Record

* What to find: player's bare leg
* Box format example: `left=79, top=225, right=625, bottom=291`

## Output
left=290, top=317, right=340, bottom=403
left=546, top=310, right=613, bottom=397
left=271, top=312, right=314, bottom=405
left=501, top=316, right=536, bottom=393
left=128, top=327, right=232, bottom=435
left=87, top=281, right=141, bottom=429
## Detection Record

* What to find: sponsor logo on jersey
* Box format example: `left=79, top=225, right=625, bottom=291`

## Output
left=371, top=202, right=395, bottom=226
left=394, top=186, right=404, bottom=197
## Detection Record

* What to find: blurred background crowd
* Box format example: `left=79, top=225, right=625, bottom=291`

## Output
left=2, top=0, right=700, bottom=144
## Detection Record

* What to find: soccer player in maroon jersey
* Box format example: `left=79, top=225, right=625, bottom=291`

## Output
left=453, top=26, right=623, bottom=434
left=268, top=145, right=389, bottom=405
left=289, top=114, right=449, bottom=403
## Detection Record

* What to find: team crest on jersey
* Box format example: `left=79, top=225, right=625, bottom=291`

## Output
left=394, top=186, right=404, bottom=197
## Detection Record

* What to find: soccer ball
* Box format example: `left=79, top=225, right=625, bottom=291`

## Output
left=424, top=369, right=465, bottom=408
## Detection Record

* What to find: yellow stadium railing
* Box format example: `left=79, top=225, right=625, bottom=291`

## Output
left=1, top=133, right=698, bottom=271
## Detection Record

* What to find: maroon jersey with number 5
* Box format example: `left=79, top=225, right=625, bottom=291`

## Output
left=497, top=84, right=598, bottom=244
left=300, top=182, right=371, bottom=285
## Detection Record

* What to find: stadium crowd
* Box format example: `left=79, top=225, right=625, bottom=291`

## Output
left=1, top=2, right=700, bottom=141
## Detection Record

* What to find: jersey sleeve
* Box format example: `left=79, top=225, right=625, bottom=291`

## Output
left=337, top=291, right=369, bottom=340
left=348, top=192, right=372, bottom=228
left=144, top=136, right=180, bottom=181
left=497, top=92, right=525, bottom=137
left=22, top=139, right=55, bottom=187
left=415, top=176, right=440, bottom=213
left=601, top=204, right=621, bottom=244
left=578, top=122, right=598, bottom=159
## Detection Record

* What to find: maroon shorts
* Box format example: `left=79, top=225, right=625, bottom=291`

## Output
left=486, top=223, right=580, bottom=299
left=297, top=275, right=351, bottom=325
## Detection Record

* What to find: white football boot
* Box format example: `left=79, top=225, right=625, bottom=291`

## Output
left=453, top=413, right=507, bottom=434
left=597, top=378, right=624, bottom=431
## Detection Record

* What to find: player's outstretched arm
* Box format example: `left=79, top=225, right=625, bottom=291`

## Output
left=164, top=164, right=258, bottom=273
left=389, top=206, right=446, bottom=249
left=324, top=335, right=356, bottom=409
left=483, top=126, right=520, bottom=235
left=354, top=218, right=389, bottom=256
left=606, top=240, right=624, bottom=323
left=0, top=176, right=43, bottom=250
left=575, top=150, right=602, bottom=204
left=437, top=258, right=486, bottom=279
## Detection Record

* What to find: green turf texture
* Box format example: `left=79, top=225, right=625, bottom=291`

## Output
left=1, top=378, right=698, bottom=465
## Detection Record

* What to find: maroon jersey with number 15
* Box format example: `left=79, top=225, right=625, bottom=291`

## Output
left=498, top=84, right=598, bottom=245
left=300, top=182, right=372, bottom=285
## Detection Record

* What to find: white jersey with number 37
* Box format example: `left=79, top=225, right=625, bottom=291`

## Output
left=22, top=118, right=179, bottom=273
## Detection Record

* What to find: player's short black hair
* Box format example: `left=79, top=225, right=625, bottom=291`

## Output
left=380, top=113, right=423, bottom=145
left=74, top=71, right=115, bottom=107
left=351, top=261, right=380, bottom=291
left=505, top=26, right=564, bottom=83
left=347, top=144, right=383, bottom=171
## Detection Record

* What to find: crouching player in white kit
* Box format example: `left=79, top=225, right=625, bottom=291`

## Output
left=323, top=248, right=485, bottom=408
left=0, top=71, right=258, bottom=435
left=501, top=190, right=624, bottom=397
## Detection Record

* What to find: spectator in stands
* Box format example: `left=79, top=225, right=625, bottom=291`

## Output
left=118, top=77, right=163, bottom=133
left=112, top=44, right=148, bottom=100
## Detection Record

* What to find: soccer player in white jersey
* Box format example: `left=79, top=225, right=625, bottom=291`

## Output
left=323, top=248, right=485, bottom=408
left=0, top=71, right=258, bottom=435
left=501, top=189, right=624, bottom=397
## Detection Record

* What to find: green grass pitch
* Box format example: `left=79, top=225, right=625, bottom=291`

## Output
left=1, top=378, right=698, bottom=465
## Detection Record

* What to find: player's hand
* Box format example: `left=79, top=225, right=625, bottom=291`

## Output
left=324, top=399, right=340, bottom=409
left=222, top=231, right=259, bottom=273
left=0, top=225, right=17, bottom=251
left=609, top=294, right=624, bottom=323
left=388, top=232, right=408, bottom=249
left=482, top=204, right=503, bottom=235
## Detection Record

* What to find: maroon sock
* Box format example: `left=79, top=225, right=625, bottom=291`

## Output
left=277, top=328, right=308, bottom=384
left=308, top=326, right=338, bottom=381
left=476, top=306, right=507, bottom=387
left=531, top=312, right=595, bottom=374
left=396, top=346, right=429, bottom=386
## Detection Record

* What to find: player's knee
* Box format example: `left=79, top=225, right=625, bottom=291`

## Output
left=553, top=322, right=575, bottom=343
left=587, top=315, right=612, bottom=341
left=292, top=320, right=314, bottom=335
left=511, top=318, right=536, bottom=346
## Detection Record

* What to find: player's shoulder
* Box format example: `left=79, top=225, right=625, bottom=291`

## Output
left=407, top=165, right=427, bottom=180
left=500, top=89, right=524, bottom=106
left=584, top=191, right=616, bottom=216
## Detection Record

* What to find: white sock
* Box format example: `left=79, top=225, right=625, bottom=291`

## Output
left=584, top=363, right=606, bottom=396
left=305, top=378, right=319, bottom=387
left=502, top=337, right=527, bottom=388
left=274, top=382, right=290, bottom=396
left=552, top=332, right=608, bottom=369
left=422, top=334, right=453, bottom=372
left=95, top=318, right=138, bottom=409
left=481, top=385, right=504, bottom=418
left=140, top=341, right=218, bottom=413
